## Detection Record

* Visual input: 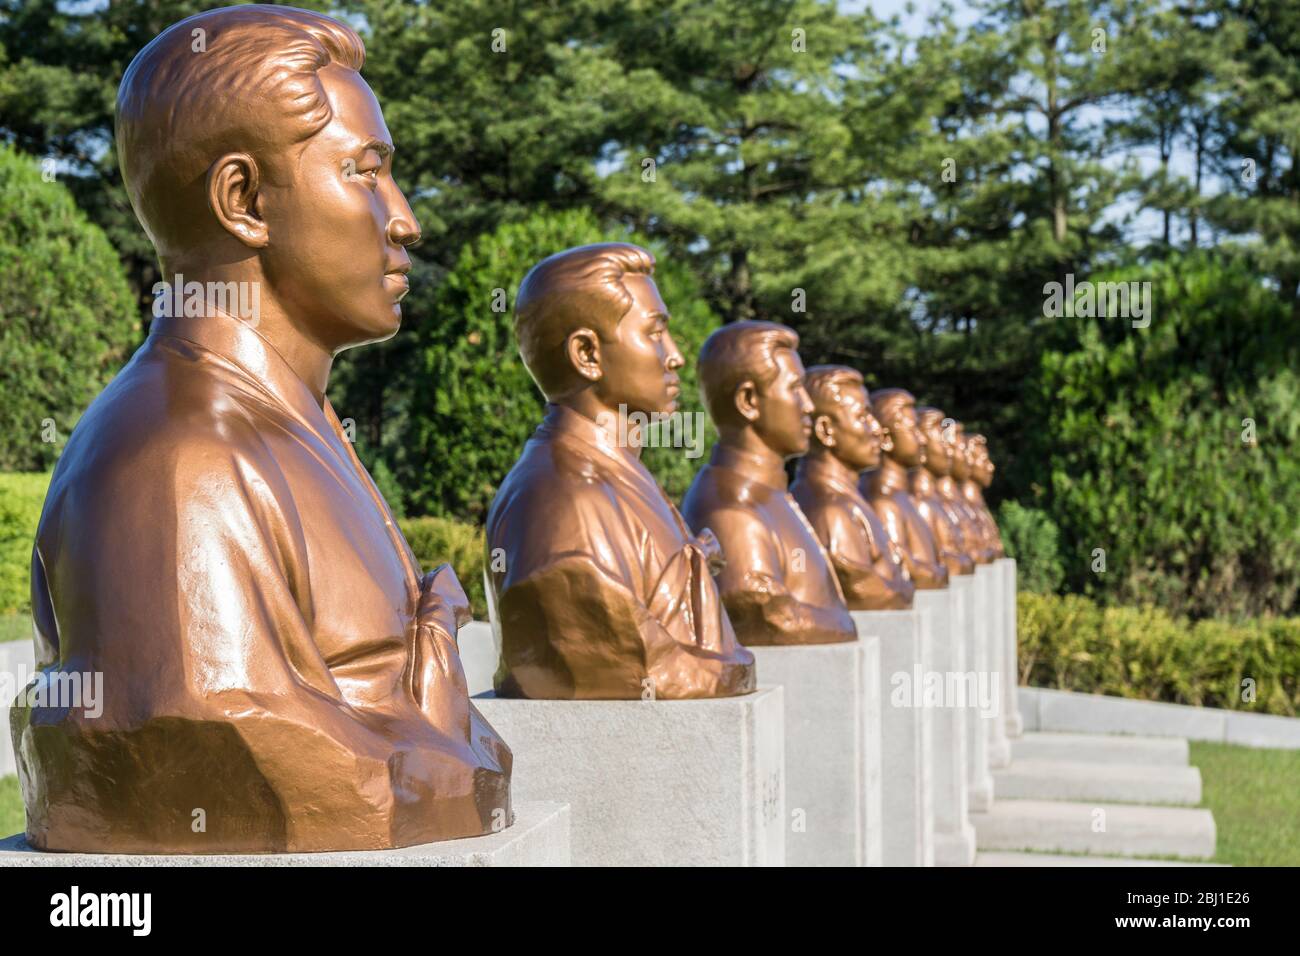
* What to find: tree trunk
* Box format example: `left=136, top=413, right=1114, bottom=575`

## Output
left=728, top=247, right=754, bottom=323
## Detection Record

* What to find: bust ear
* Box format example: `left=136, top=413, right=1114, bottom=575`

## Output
left=207, top=152, right=269, bottom=249
left=813, top=414, right=835, bottom=448
left=733, top=379, right=760, bottom=423
left=879, top=425, right=895, bottom=454
left=565, top=328, right=603, bottom=383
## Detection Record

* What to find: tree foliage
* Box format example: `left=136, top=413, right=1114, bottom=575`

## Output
left=0, top=144, right=138, bottom=471
left=1027, top=253, right=1300, bottom=618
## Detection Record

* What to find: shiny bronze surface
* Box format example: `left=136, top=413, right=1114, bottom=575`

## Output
left=965, top=433, right=1006, bottom=558
left=912, top=407, right=976, bottom=575
left=947, top=423, right=996, bottom=564
left=682, top=323, right=856, bottom=645
left=10, top=5, right=511, bottom=854
left=791, top=366, right=914, bottom=610
left=859, top=388, right=950, bottom=589
left=486, top=243, right=755, bottom=699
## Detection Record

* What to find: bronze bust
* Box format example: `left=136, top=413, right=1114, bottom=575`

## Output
left=485, top=243, right=756, bottom=699
left=860, top=388, right=950, bottom=589
left=912, top=406, right=977, bottom=576
left=965, top=433, right=1006, bottom=558
left=10, top=5, right=511, bottom=854
left=791, top=366, right=915, bottom=610
left=947, top=421, right=996, bottom=564
left=682, top=322, right=856, bottom=645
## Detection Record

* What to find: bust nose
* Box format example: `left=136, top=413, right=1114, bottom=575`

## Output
left=388, top=213, right=421, bottom=247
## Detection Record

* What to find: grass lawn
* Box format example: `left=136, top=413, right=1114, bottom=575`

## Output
left=1190, top=741, right=1300, bottom=867
left=0, top=775, right=22, bottom=837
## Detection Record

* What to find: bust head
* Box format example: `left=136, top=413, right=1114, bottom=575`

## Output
left=970, top=433, right=996, bottom=487
left=698, top=320, right=811, bottom=459
left=805, top=365, right=885, bottom=472
left=916, top=407, right=954, bottom=476
left=950, top=421, right=972, bottom=481
left=116, top=4, right=420, bottom=352
left=871, top=388, right=926, bottom=468
left=514, top=242, right=684, bottom=418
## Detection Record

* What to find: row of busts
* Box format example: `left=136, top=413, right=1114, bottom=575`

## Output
left=485, top=249, right=1005, bottom=700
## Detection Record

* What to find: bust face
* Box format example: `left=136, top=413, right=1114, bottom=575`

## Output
left=256, top=65, right=419, bottom=353
left=590, top=273, right=685, bottom=418
left=919, top=415, right=953, bottom=475
left=752, top=348, right=814, bottom=459
left=881, top=397, right=926, bottom=468
left=951, top=432, right=971, bottom=481
left=825, top=382, right=883, bottom=472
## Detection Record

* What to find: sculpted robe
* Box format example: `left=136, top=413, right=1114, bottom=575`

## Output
left=681, top=444, right=856, bottom=645
left=940, top=475, right=994, bottom=564
left=860, top=464, right=949, bottom=589
left=12, top=311, right=511, bottom=854
left=791, top=454, right=914, bottom=611
left=485, top=404, right=755, bottom=699
left=911, top=468, right=975, bottom=576
left=963, top=479, right=1005, bottom=558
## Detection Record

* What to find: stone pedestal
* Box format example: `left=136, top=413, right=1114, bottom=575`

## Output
left=457, top=620, right=498, bottom=697
left=978, top=564, right=1012, bottom=769
left=750, top=638, right=880, bottom=867
left=953, top=575, right=995, bottom=812
left=999, top=558, right=1024, bottom=738
left=0, top=639, right=35, bottom=777
left=914, top=588, right=976, bottom=867
left=0, top=802, right=571, bottom=866
left=474, top=687, right=785, bottom=866
left=853, top=608, right=932, bottom=867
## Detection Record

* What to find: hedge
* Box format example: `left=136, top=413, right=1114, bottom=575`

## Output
left=0, top=472, right=50, bottom=615
left=1018, top=592, right=1300, bottom=716
left=396, top=516, right=488, bottom=620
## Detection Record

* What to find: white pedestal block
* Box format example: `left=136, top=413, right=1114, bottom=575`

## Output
left=977, top=565, right=1012, bottom=769
left=0, top=802, right=571, bottom=866
left=953, top=575, right=995, bottom=812
left=457, top=620, right=498, bottom=697
left=0, top=640, right=36, bottom=777
left=913, top=588, right=976, bottom=867
left=750, top=638, right=880, bottom=867
left=999, top=558, right=1024, bottom=738
left=853, top=609, right=933, bottom=867
left=474, top=687, right=786, bottom=866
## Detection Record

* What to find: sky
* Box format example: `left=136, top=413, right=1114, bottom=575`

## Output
left=846, top=0, right=1211, bottom=247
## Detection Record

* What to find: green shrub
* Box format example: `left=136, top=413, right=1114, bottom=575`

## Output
left=1018, top=592, right=1300, bottom=716
left=0, top=774, right=23, bottom=837
left=369, top=458, right=406, bottom=520
left=1025, top=253, right=1300, bottom=619
left=398, top=515, right=488, bottom=620
left=0, top=472, right=50, bottom=615
left=397, top=206, right=719, bottom=523
left=996, top=501, right=1064, bottom=594
left=0, top=145, right=139, bottom=471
